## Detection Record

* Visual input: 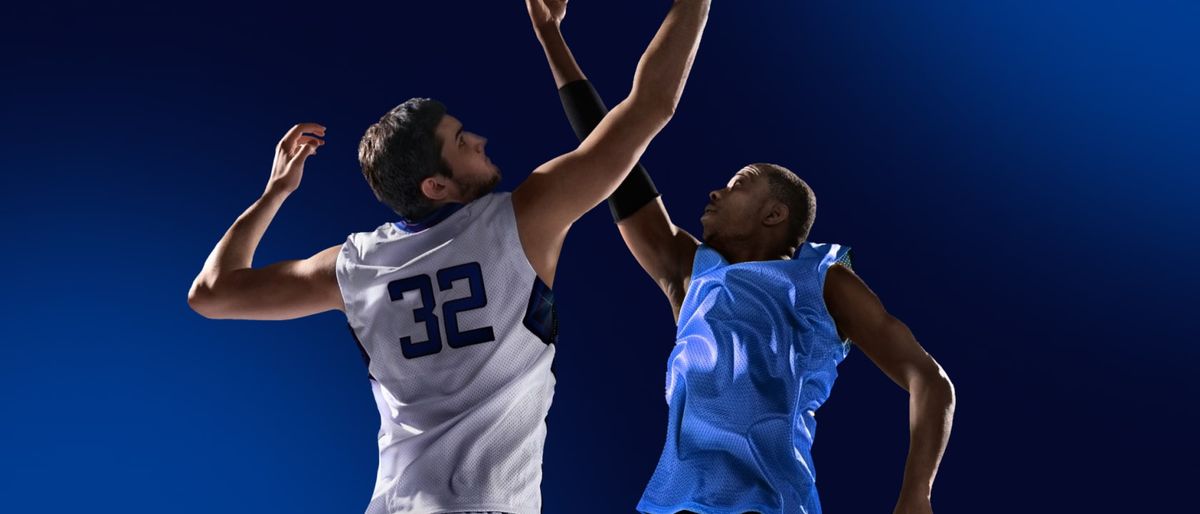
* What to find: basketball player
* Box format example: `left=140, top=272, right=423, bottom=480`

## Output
left=187, top=1, right=710, bottom=513
left=527, top=1, right=955, bottom=513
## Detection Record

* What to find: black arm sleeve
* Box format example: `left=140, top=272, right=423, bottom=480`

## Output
left=557, top=79, right=660, bottom=222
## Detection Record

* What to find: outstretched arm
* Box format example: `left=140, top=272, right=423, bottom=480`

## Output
left=824, top=265, right=955, bottom=514
left=513, top=0, right=709, bottom=288
left=527, top=0, right=585, bottom=88
left=520, top=0, right=703, bottom=304
left=187, top=123, right=345, bottom=321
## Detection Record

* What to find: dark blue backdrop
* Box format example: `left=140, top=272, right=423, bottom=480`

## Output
left=3, top=1, right=1197, bottom=512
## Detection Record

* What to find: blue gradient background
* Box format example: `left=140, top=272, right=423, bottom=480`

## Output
left=2, top=1, right=1197, bottom=512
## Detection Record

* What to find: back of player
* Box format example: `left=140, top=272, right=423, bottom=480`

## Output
left=637, top=243, right=853, bottom=514
left=188, top=2, right=712, bottom=512
left=337, top=193, right=558, bottom=514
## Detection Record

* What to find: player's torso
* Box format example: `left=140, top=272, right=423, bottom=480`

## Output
left=639, top=244, right=850, bottom=514
left=337, top=193, right=557, bottom=514
left=671, top=245, right=848, bottom=415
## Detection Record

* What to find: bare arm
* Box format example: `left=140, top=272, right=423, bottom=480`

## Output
left=527, top=0, right=585, bottom=88
left=187, top=123, right=345, bottom=320
left=513, top=0, right=710, bottom=287
left=824, top=265, right=955, bottom=514
left=616, top=201, right=698, bottom=319
left=528, top=0, right=700, bottom=314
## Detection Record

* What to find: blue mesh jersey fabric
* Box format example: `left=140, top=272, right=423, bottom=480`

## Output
left=637, top=243, right=853, bottom=514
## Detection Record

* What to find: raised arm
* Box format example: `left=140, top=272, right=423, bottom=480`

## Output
left=824, top=265, right=955, bottom=514
left=187, top=123, right=345, bottom=321
left=527, top=0, right=584, bottom=88
left=512, top=0, right=710, bottom=287
left=528, top=0, right=699, bottom=315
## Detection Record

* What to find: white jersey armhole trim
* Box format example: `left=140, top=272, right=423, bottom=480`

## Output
left=335, top=234, right=362, bottom=330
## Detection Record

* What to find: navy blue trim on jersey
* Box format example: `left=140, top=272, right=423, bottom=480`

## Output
left=347, top=324, right=375, bottom=380
left=837, top=248, right=854, bottom=270
left=522, top=277, right=558, bottom=345
left=394, top=202, right=465, bottom=233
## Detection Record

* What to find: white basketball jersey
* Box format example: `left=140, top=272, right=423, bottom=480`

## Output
left=336, top=192, right=557, bottom=514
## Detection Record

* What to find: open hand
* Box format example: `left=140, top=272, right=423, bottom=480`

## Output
left=266, top=122, right=325, bottom=195
left=526, top=0, right=568, bottom=28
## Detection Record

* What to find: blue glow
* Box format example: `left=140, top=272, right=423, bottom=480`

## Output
left=1, top=1, right=1195, bottom=512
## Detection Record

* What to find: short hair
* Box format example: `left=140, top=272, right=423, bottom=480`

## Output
left=749, top=163, right=816, bottom=246
left=358, top=98, right=452, bottom=219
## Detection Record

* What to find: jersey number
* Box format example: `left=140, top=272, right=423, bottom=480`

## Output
left=387, top=262, right=496, bottom=359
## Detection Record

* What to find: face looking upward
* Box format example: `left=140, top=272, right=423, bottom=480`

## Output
left=700, top=166, right=786, bottom=248
left=421, top=114, right=501, bottom=206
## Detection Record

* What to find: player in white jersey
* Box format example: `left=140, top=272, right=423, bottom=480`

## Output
left=187, top=2, right=711, bottom=513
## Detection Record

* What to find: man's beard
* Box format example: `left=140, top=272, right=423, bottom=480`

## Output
left=454, top=170, right=501, bottom=203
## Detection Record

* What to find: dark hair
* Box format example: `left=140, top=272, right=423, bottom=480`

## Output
left=749, top=163, right=816, bottom=247
left=358, top=98, right=452, bottom=219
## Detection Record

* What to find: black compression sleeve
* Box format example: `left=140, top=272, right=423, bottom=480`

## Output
left=557, top=79, right=660, bottom=222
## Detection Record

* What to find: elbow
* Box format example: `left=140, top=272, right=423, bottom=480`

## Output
left=187, top=281, right=228, bottom=319
left=911, top=362, right=955, bottom=409
left=629, top=92, right=677, bottom=125
left=929, top=365, right=956, bottom=411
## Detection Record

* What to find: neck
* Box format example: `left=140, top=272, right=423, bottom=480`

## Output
left=711, top=235, right=793, bottom=264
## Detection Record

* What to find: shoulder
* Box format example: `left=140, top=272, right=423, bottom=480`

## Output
left=796, top=242, right=852, bottom=266
left=822, top=261, right=883, bottom=326
left=342, top=221, right=402, bottom=258
left=468, top=191, right=515, bottom=221
left=691, top=244, right=727, bottom=276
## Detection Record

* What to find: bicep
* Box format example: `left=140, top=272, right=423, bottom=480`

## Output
left=208, top=245, right=344, bottom=321
left=824, top=265, right=938, bottom=390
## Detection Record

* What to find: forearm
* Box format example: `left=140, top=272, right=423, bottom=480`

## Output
left=630, top=0, right=710, bottom=115
left=557, top=80, right=661, bottom=222
left=899, top=369, right=956, bottom=500
left=194, top=188, right=289, bottom=287
left=533, top=22, right=585, bottom=89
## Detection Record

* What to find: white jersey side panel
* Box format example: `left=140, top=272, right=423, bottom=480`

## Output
left=336, top=193, right=556, bottom=514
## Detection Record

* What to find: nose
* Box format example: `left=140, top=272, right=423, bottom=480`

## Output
left=709, top=189, right=721, bottom=203
left=471, top=133, right=488, bottom=152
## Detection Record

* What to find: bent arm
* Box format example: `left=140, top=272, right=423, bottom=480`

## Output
left=187, top=189, right=343, bottom=321
left=188, top=236, right=342, bottom=320
left=187, top=123, right=344, bottom=320
left=824, top=265, right=955, bottom=510
left=513, top=0, right=710, bottom=286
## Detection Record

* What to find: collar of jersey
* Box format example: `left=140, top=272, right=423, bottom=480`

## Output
left=394, top=202, right=465, bottom=233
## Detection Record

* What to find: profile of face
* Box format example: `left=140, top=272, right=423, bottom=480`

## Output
left=700, top=166, right=788, bottom=246
left=421, top=113, right=502, bottom=205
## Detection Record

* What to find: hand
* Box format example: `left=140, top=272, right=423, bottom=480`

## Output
left=526, top=0, right=568, bottom=28
left=893, top=496, right=934, bottom=514
left=266, top=122, right=325, bottom=196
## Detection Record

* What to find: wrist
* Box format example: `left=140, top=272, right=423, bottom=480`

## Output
left=898, top=484, right=932, bottom=501
left=533, top=20, right=562, bottom=37
left=261, top=183, right=293, bottom=201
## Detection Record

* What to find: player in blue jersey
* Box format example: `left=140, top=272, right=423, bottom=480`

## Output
left=527, top=1, right=956, bottom=513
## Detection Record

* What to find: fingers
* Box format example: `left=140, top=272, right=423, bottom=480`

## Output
left=288, top=142, right=320, bottom=165
left=279, top=122, right=327, bottom=147
left=296, top=135, right=325, bottom=149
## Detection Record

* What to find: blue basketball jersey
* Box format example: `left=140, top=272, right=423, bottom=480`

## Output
left=637, top=242, right=853, bottom=514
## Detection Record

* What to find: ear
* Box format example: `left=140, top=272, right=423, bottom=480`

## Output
left=420, top=175, right=452, bottom=202
left=762, top=200, right=789, bottom=228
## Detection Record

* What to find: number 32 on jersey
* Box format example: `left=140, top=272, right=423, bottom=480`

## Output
left=387, top=262, right=496, bottom=359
